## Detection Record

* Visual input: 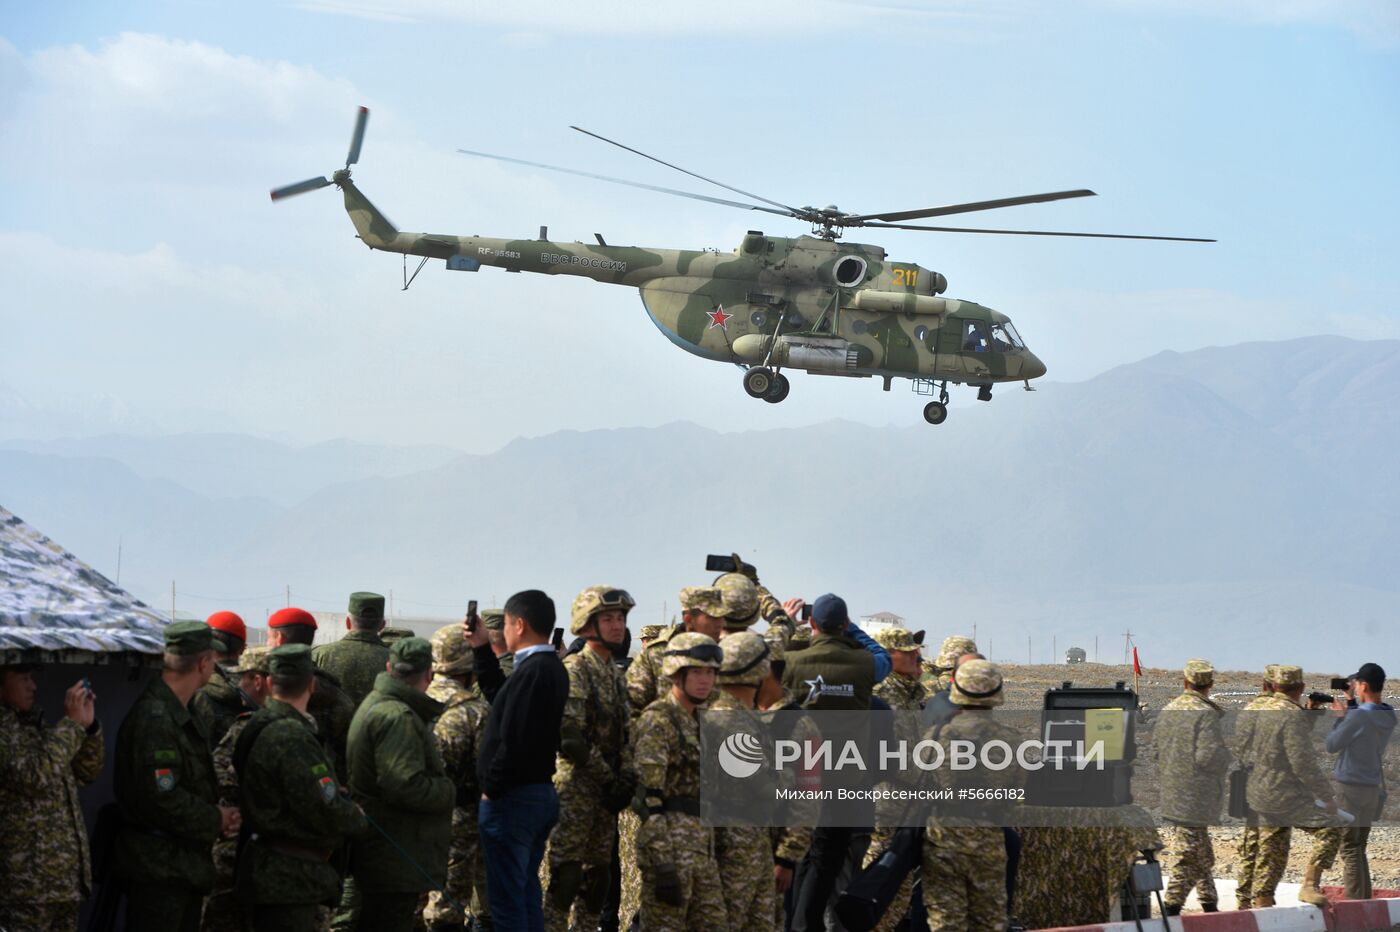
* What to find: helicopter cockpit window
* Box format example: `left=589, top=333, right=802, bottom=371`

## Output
left=991, top=320, right=1025, bottom=350
left=961, top=320, right=990, bottom=352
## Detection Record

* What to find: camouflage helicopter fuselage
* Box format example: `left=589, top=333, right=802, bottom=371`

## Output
left=340, top=175, right=1046, bottom=393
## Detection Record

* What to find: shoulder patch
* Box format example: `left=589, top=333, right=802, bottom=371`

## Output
left=318, top=775, right=337, bottom=802
left=311, top=762, right=329, bottom=777
left=152, top=748, right=180, bottom=764
left=154, top=768, right=176, bottom=792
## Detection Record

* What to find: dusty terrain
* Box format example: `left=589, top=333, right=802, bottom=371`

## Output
left=999, top=662, right=1400, bottom=891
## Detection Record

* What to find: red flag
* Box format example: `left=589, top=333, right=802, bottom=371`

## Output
left=1132, top=646, right=1142, bottom=676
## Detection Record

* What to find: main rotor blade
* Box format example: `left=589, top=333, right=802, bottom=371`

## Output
left=861, top=221, right=1214, bottom=242
left=456, top=148, right=793, bottom=217
left=270, top=176, right=333, bottom=201
left=346, top=106, right=369, bottom=168
left=570, top=125, right=804, bottom=216
left=843, top=189, right=1096, bottom=224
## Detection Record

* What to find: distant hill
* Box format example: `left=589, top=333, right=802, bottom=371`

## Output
left=2, top=335, right=1395, bottom=670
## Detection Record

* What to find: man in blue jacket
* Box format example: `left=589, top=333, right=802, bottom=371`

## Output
left=1326, top=662, right=1395, bottom=900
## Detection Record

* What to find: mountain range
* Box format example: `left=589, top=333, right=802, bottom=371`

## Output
left=2, top=335, right=1394, bottom=671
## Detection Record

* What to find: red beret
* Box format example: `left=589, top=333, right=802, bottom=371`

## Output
left=268, top=607, right=317, bottom=629
left=206, top=611, right=247, bottom=642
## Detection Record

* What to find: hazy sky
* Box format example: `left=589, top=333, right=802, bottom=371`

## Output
left=2, top=1, right=1397, bottom=450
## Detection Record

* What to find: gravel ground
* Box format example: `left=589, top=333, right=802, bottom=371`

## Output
left=999, top=662, right=1400, bottom=891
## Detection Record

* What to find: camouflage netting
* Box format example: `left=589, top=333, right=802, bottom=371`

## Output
left=0, top=506, right=165, bottom=663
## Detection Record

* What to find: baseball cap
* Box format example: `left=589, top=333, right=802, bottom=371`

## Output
left=1349, top=662, right=1386, bottom=692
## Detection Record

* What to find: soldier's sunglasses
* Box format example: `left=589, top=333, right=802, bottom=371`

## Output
left=665, top=643, right=724, bottom=664
left=601, top=589, right=635, bottom=609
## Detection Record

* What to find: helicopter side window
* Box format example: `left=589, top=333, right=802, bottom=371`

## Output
left=991, top=320, right=1025, bottom=351
left=962, top=320, right=990, bottom=353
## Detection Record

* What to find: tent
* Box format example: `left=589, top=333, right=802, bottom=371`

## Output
left=1, top=504, right=167, bottom=929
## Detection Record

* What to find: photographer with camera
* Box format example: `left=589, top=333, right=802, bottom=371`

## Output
left=1325, top=663, right=1394, bottom=900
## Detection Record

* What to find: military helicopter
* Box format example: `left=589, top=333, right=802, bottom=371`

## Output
left=272, top=108, right=1212, bottom=424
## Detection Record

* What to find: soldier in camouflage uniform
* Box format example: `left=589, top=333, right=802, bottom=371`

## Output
left=713, top=569, right=794, bottom=646
left=267, top=608, right=356, bottom=782
left=481, top=608, right=514, bottom=678
left=756, top=631, right=815, bottom=929
left=114, top=622, right=241, bottom=932
left=312, top=592, right=392, bottom=709
left=544, top=586, right=638, bottom=932
left=921, top=659, right=1023, bottom=932
left=639, top=624, right=663, bottom=649
left=193, top=611, right=255, bottom=750
left=1154, top=658, right=1229, bottom=915
left=710, top=631, right=778, bottom=931
left=634, top=632, right=728, bottom=931
left=345, top=637, right=455, bottom=932
left=235, top=645, right=368, bottom=932
left=1243, top=664, right=1342, bottom=908
left=1015, top=809, right=1162, bottom=929
left=860, top=627, right=927, bottom=932
left=425, top=623, right=493, bottom=932
left=0, top=664, right=103, bottom=932
left=627, top=586, right=726, bottom=716
left=202, top=646, right=271, bottom=932
left=1232, top=675, right=1274, bottom=909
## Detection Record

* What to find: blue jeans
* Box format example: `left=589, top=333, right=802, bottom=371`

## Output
left=480, top=783, right=559, bottom=932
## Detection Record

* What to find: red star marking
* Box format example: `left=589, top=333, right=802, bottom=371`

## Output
left=707, top=305, right=731, bottom=329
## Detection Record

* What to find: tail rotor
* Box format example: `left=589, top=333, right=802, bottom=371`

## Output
left=270, top=106, right=369, bottom=202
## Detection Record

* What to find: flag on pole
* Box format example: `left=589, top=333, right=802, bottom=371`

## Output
left=1132, top=646, right=1143, bottom=676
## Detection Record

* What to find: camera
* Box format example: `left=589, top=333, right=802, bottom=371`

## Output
left=1331, top=677, right=1351, bottom=692
left=464, top=599, right=479, bottom=635
left=801, top=603, right=813, bottom=622
left=705, top=554, right=738, bottom=573
left=1307, top=691, right=1335, bottom=709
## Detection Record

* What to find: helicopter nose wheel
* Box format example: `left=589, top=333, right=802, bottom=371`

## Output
left=763, top=373, right=790, bottom=404
left=923, top=401, right=948, bottom=425
left=743, top=367, right=775, bottom=399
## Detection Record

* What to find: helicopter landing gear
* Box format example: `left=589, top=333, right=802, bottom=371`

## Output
left=743, top=367, right=774, bottom=399
left=763, top=373, right=790, bottom=404
left=923, top=401, right=948, bottom=425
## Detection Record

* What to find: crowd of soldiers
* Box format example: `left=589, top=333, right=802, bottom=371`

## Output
left=0, top=565, right=1392, bottom=932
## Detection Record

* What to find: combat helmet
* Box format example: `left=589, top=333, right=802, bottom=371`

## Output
left=570, top=585, right=635, bottom=635
left=950, top=659, right=1004, bottom=708
left=935, top=635, right=979, bottom=671
left=715, top=573, right=759, bottom=631
left=718, top=631, right=771, bottom=686
left=662, top=632, right=723, bottom=677
left=431, top=622, right=473, bottom=676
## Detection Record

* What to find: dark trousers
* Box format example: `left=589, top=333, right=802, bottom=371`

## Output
left=480, top=783, right=560, bottom=932
left=247, top=902, right=318, bottom=931
left=355, top=891, right=423, bottom=932
left=791, top=825, right=859, bottom=932
left=125, top=883, right=203, bottom=932
left=1004, top=826, right=1021, bottom=911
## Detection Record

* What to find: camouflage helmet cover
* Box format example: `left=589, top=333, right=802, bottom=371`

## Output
left=1183, top=658, right=1215, bottom=687
left=715, top=573, right=759, bottom=630
left=570, top=585, right=635, bottom=635
left=662, top=632, right=722, bottom=678
left=718, top=631, right=771, bottom=686
left=873, top=627, right=920, bottom=653
left=431, top=622, right=473, bottom=676
left=229, top=645, right=270, bottom=675
left=639, top=624, right=663, bottom=641
left=935, top=635, right=979, bottom=670
left=950, top=659, right=1004, bottom=707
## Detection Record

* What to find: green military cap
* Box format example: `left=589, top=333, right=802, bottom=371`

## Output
left=380, top=626, right=415, bottom=645
left=639, top=624, right=663, bottom=641
left=1183, top=659, right=1215, bottom=687
left=935, top=635, right=979, bottom=671
left=431, top=623, right=472, bottom=676
left=873, top=627, right=920, bottom=653
left=229, top=645, right=271, bottom=675
left=950, top=659, right=1004, bottom=708
left=347, top=591, right=386, bottom=624
left=481, top=608, right=506, bottom=630
left=715, top=573, right=759, bottom=630
left=268, top=644, right=314, bottom=677
left=164, top=620, right=226, bottom=656
left=1266, top=664, right=1303, bottom=688
left=390, top=636, right=434, bottom=675
left=679, top=585, right=726, bottom=617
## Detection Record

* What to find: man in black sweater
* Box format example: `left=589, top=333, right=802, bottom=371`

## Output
left=466, top=589, right=569, bottom=932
